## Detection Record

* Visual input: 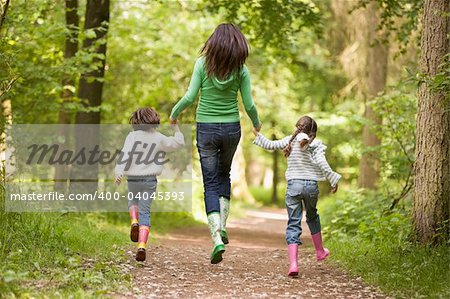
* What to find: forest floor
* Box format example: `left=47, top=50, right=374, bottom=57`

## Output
left=115, top=209, right=387, bottom=299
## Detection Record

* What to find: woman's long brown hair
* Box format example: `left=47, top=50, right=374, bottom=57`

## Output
left=283, top=116, right=318, bottom=157
left=201, top=23, right=249, bottom=80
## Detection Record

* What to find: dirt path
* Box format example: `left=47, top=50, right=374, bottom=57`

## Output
left=119, top=209, right=386, bottom=298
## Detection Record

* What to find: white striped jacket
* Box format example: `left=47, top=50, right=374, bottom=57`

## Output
left=253, top=132, right=341, bottom=187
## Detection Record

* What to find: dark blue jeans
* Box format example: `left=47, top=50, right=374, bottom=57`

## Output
left=196, top=122, right=241, bottom=214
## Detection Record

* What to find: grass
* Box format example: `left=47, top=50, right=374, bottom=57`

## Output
left=318, top=191, right=450, bottom=299
left=0, top=211, right=131, bottom=298
left=0, top=185, right=200, bottom=297
left=326, top=239, right=450, bottom=298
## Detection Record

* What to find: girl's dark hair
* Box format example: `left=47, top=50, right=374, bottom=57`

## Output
left=283, top=116, right=318, bottom=157
left=201, top=23, right=249, bottom=80
left=129, top=107, right=160, bottom=131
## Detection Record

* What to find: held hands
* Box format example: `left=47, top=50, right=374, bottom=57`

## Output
left=331, top=184, right=338, bottom=194
left=169, top=118, right=180, bottom=132
left=252, top=122, right=262, bottom=136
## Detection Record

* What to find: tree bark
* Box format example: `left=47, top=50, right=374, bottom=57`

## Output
left=70, top=0, right=109, bottom=193
left=0, top=0, right=10, bottom=32
left=55, top=0, right=79, bottom=191
left=271, top=121, right=279, bottom=204
left=75, top=0, right=109, bottom=125
left=413, top=0, right=450, bottom=245
left=357, top=2, right=389, bottom=189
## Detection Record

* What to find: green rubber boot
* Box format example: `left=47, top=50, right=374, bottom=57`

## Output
left=207, top=212, right=225, bottom=264
left=219, top=196, right=230, bottom=244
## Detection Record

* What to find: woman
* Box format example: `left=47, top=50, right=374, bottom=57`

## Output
left=170, top=23, right=261, bottom=264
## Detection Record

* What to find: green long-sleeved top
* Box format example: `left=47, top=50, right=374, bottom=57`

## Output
left=170, top=57, right=260, bottom=127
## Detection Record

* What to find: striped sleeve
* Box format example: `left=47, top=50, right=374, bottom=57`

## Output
left=253, top=133, right=291, bottom=150
left=312, top=143, right=341, bottom=187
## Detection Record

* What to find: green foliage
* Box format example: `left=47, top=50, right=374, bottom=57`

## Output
left=249, top=185, right=286, bottom=208
left=370, top=83, right=416, bottom=199
left=204, top=0, right=323, bottom=49
left=102, top=1, right=219, bottom=124
left=355, top=0, right=422, bottom=53
left=319, top=190, right=411, bottom=243
left=319, top=191, right=449, bottom=298
left=0, top=0, right=114, bottom=125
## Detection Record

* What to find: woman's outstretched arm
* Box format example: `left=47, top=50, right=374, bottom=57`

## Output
left=240, top=65, right=260, bottom=128
left=170, top=58, right=203, bottom=120
left=253, top=132, right=291, bottom=150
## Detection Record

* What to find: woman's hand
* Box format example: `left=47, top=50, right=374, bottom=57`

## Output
left=253, top=122, right=262, bottom=136
left=331, top=184, right=338, bottom=194
left=252, top=127, right=259, bottom=136
left=169, top=117, right=177, bottom=125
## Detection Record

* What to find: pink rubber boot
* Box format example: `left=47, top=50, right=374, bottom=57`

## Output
left=129, top=205, right=139, bottom=242
left=287, top=244, right=299, bottom=276
left=136, top=226, right=149, bottom=262
left=311, top=232, right=330, bottom=261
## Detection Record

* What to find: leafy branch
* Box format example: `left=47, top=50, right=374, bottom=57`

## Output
left=0, top=75, right=17, bottom=100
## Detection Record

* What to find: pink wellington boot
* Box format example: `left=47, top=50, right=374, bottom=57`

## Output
left=311, top=232, right=330, bottom=261
left=288, top=244, right=299, bottom=276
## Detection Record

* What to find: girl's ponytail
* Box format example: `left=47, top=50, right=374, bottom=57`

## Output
left=283, top=116, right=317, bottom=158
left=283, top=126, right=302, bottom=157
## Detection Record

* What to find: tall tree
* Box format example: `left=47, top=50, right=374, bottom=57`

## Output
left=271, top=120, right=279, bottom=204
left=0, top=0, right=12, bottom=165
left=55, top=0, right=79, bottom=191
left=60, top=0, right=79, bottom=125
left=330, top=0, right=389, bottom=189
left=70, top=0, right=109, bottom=192
left=358, top=2, right=389, bottom=189
left=75, top=0, right=109, bottom=125
left=413, top=0, right=450, bottom=244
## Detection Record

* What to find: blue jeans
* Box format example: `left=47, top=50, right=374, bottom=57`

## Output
left=127, top=175, right=157, bottom=227
left=285, top=179, right=321, bottom=245
left=196, top=122, right=241, bottom=214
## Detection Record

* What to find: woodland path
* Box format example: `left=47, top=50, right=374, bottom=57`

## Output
left=118, top=209, right=386, bottom=299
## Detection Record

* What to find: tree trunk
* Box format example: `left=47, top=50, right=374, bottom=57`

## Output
left=70, top=0, right=109, bottom=193
left=357, top=2, right=389, bottom=189
left=75, top=0, right=109, bottom=125
left=0, top=0, right=10, bottom=31
left=54, top=0, right=79, bottom=191
left=271, top=121, right=279, bottom=204
left=1, top=99, right=13, bottom=181
left=330, top=0, right=389, bottom=189
left=413, top=0, right=450, bottom=245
